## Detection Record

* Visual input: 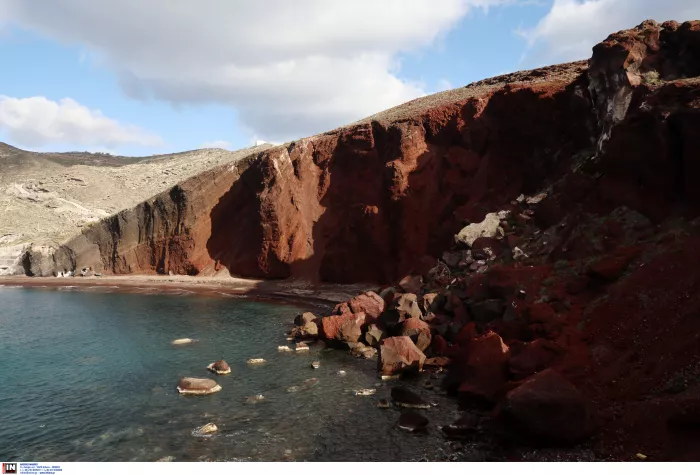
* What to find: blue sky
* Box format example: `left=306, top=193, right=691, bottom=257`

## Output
left=0, top=0, right=697, bottom=156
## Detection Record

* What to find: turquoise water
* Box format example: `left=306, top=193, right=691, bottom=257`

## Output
left=0, top=286, right=463, bottom=462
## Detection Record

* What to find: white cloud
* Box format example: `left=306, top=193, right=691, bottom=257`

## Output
left=0, top=0, right=512, bottom=143
left=0, top=95, right=163, bottom=148
left=200, top=140, right=231, bottom=150
left=520, top=0, right=700, bottom=66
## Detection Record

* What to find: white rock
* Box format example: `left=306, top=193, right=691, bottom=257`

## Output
left=247, top=358, right=266, bottom=364
left=172, top=338, right=195, bottom=345
left=354, top=389, right=376, bottom=396
left=454, top=213, right=502, bottom=247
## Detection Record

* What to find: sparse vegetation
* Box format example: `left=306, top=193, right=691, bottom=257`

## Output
left=641, top=70, right=662, bottom=86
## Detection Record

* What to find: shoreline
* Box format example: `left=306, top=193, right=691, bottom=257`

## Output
left=0, top=274, right=374, bottom=311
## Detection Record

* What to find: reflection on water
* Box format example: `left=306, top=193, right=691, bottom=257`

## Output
left=0, top=287, right=469, bottom=461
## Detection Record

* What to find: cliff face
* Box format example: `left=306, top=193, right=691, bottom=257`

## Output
left=45, top=20, right=700, bottom=287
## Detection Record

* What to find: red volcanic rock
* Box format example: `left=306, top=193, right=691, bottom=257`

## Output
left=364, top=323, right=385, bottom=348
left=319, top=312, right=367, bottom=343
left=587, top=255, right=633, bottom=282
left=494, top=369, right=596, bottom=444
left=527, top=302, right=556, bottom=324
left=399, top=275, right=423, bottom=294
left=393, top=293, right=424, bottom=321
left=347, top=291, right=385, bottom=321
left=425, top=356, right=451, bottom=368
left=332, top=301, right=352, bottom=315
left=431, top=334, right=449, bottom=356
left=448, top=331, right=510, bottom=404
left=508, top=339, right=564, bottom=380
left=378, top=336, right=426, bottom=375
left=454, top=322, right=478, bottom=347
left=399, top=317, right=432, bottom=352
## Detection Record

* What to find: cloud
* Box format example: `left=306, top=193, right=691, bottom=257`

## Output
left=200, top=140, right=232, bottom=150
left=519, top=0, right=700, bottom=66
left=0, top=0, right=512, bottom=143
left=0, top=95, right=163, bottom=148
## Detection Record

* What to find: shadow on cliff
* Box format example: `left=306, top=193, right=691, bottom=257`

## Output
left=206, top=75, right=595, bottom=286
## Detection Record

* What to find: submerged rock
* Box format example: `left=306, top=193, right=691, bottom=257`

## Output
left=311, top=361, right=321, bottom=369
left=245, top=394, right=265, bottom=404
left=206, top=359, right=231, bottom=375
left=397, top=410, right=429, bottom=432
left=295, top=342, right=309, bottom=352
left=246, top=358, right=266, bottom=364
left=354, top=388, right=376, bottom=396
left=193, top=423, right=218, bottom=435
left=391, top=387, right=431, bottom=409
left=177, top=377, right=222, bottom=396
left=278, top=345, right=293, bottom=352
left=172, top=338, right=195, bottom=345
left=377, top=398, right=391, bottom=409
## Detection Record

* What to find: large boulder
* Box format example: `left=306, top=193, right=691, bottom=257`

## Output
left=177, top=377, right=222, bottom=395
left=378, top=336, right=426, bottom=376
left=447, top=332, right=509, bottom=404
left=399, top=317, right=432, bottom=352
left=455, top=213, right=503, bottom=247
left=508, top=339, right=563, bottom=380
left=494, top=369, right=596, bottom=445
left=347, top=291, right=385, bottom=321
left=319, top=312, right=366, bottom=344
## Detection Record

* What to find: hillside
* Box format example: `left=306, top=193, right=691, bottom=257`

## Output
left=0, top=142, right=272, bottom=274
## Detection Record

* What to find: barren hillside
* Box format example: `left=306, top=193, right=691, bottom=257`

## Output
left=0, top=143, right=272, bottom=274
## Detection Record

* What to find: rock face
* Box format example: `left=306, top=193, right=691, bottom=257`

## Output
left=494, top=369, right=596, bottom=445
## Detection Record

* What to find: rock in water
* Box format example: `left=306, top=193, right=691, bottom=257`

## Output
left=494, top=369, right=596, bottom=444
left=397, top=410, right=429, bottom=432
left=441, top=414, right=478, bottom=439
left=172, top=338, right=195, bottom=345
left=247, top=358, right=266, bottom=364
left=311, top=361, right=321, bottom=369
left=294, top=312, right=317, bottom=326
left=278, top=345, right=292, bottom=352
left=245, top=394, right=265, bottom=404
left=177, top=377, right=222, bottom=395
left=377, top=399, right=391, bottom=409
left=193, top=423, right=218, bottom=435
left=295, top=342, right=309, bottom=352
left=207, top=359, right=231, bottom=375
left=354, top=388, right=376, bottom=396
left=391, top=387, right=431, bottom=409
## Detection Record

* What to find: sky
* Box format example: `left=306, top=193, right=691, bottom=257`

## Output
left=0, top=0, right=698, bottom=156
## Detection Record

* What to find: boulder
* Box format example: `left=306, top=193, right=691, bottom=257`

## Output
left=350, top=342, right=377, bottom=359
left=454, top=322, right=478, bottom=346
left=399, top=275, right=423, bottom=294
left=442, top=250, right=464, bottom=268
left=447, top=332, right=509, bottom=404
left=364, top=324, right=385, bottom=348
left=206, top=359, right=231, bottom=375
left=332, top=301, right=352, bottom=315
left=431, top=334, right=449, bottom=356
left=397, top=410, right=429, bottom=432
left=379, top=293, right=423, bottom=329
left=319, top=312, right=366, bottom=343
left=347, top=291, right=385, bottom=321
left=172, top=338, right=195, bottom=345
left=441, top=413, right=479, bottom=440
left=391, top=386, right=431, bottom=408
left=300, top=320, right=319, bottom=337
left=494, top=369, right=596, bottom=445
left=378, top=336, right=426, bottom=376
left=421, top=292, right=443, bottom=314
left=399, top=317, right=432, bottom=352
left=468, top=299, right=506, bottom=323
left=455, top=213, right=503, bottom=247
left=294, top=312, right=317, bottom=326
left=508, top=339, right=563, bottom=380
left=177, top=377, right=222, bottom=395
left=194, top=423, right=218, bottom=435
